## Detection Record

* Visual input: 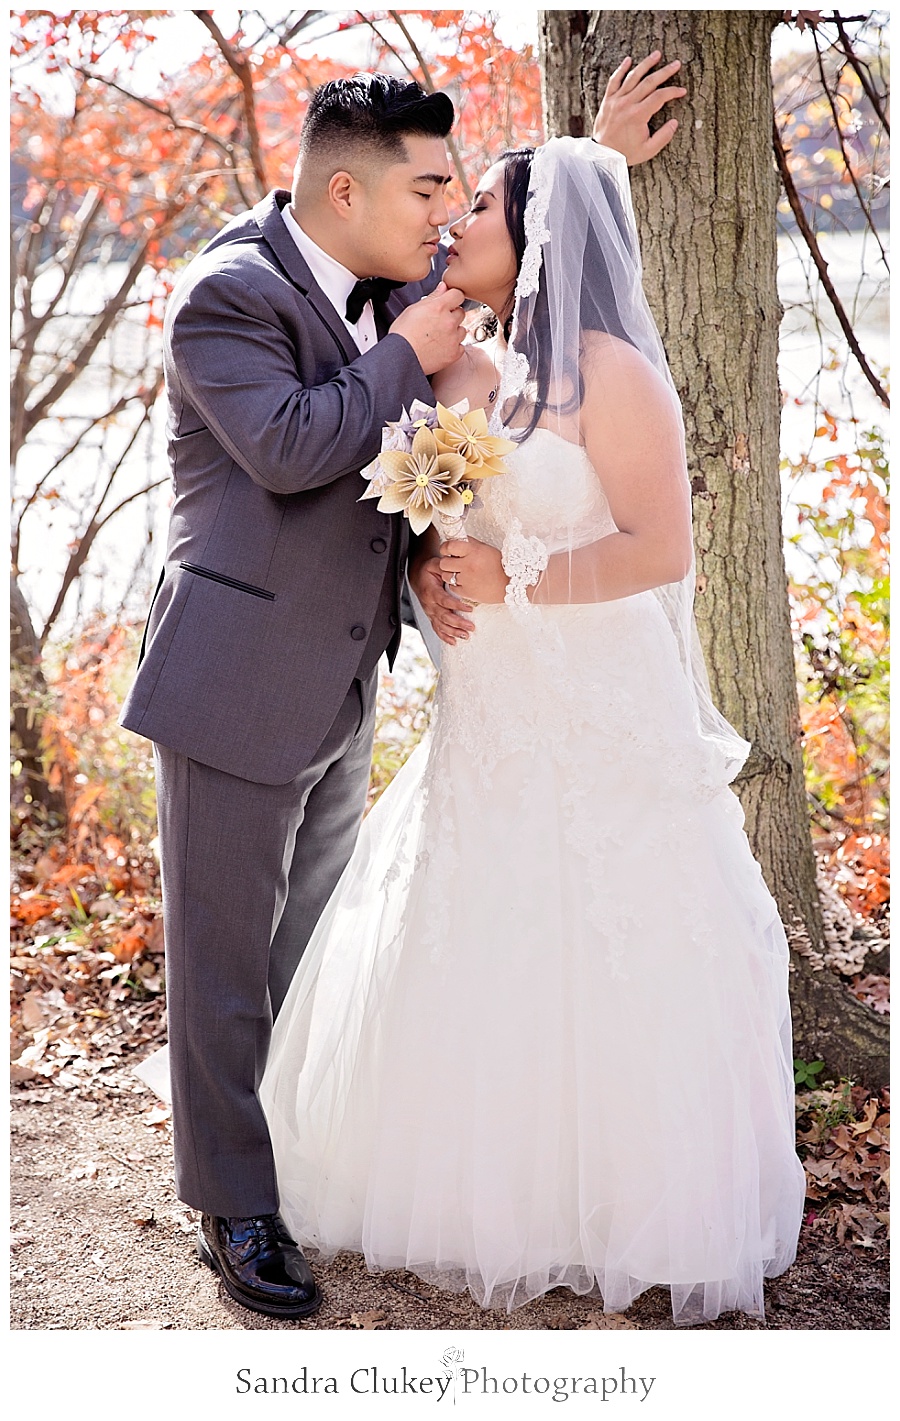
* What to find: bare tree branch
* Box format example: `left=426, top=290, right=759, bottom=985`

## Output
left=833, top=13, right=890, bottom=136
left=193, top=9, right=270, bottom=197
left=19, top=201, right=182, bottom=444
left=280, top=11, right=323, bottom=48
left=73, top=68, right=256, bottom=210
left=10, top=187, right=60, bottom=460
left=11, top=380, right=161, bottom=572
left=39, top=396, right=164, bottom=644
left=811, top=34, right=888, bottom=266
left=353, top=11, right=418, bottom=81
left=21, top=186, right=105, bottom=340
left=773, top=118, right=889, bottom=409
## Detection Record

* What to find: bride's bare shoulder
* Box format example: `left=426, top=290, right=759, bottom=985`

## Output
left=581, top=331, right=673, bottom=403
left=430, top=342, right=499, bottom=410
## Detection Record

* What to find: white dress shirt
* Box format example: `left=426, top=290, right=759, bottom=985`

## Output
left=280, top=204, right=378, bottom=352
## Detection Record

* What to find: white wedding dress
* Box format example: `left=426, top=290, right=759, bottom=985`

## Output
left=260, top=426, right=806, bottom=1325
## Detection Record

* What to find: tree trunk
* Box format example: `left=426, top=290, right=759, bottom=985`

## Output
left=10, top=575, right=65, bottom=822
left=538, top=9, right=888, bottom=1086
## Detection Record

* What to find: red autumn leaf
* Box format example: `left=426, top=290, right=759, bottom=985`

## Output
left=47, top=863, right=94, bottom=885
left=108, top=926, right=148, bottom=962
left=11, top=894, right=59, bottom=925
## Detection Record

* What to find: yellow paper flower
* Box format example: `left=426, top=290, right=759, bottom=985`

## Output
left=433, top=403, right=517, bottom=479
left=376, top=426, right=468, bottom=535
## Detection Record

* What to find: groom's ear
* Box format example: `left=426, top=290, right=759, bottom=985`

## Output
left=327, top=170, right=360, bottom=221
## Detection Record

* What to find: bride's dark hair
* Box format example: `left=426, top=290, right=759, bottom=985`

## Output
left=473, top=147, right=533, bottom=346
left=479, top=145, right=640, bottom=440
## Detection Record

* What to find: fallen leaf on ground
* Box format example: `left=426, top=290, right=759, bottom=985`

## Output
left=48, top=863, right=94, bottom=885
left=144, top=918, right=164, bottom=954
left=70, top=1161, right=99, bottom=1180
left=347, top=1310, right=388, bottom=1329
left=20, top=989, right=50, bottom=1031
left=142, top=1105, right=171, bottom=1128
left=109, top=926, right=148, bottom=962
left=579, top=1311, right=637, bottom=1330
left=849, top=974, right=890, bottom=1014
left=11, top=894, right=58, bottom=925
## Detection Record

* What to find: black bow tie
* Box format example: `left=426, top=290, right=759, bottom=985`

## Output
left=345, top=276, right=404, bottom=324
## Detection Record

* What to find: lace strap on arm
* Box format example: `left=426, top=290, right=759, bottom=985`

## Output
left=501, top=517, right=549, bottom=617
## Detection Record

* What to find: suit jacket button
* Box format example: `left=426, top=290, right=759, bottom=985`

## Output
left=350, top=625, right=366, bottom=641
left=370, top=537, right=387, bottom=554
left=389, top=613, right=399, bottom=628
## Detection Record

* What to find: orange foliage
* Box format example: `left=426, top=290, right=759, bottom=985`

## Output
left=33, top=624, right=157, bottom=899
left=108, top=924, right=150, bottom=962
left=801, top=697, right=859, bottom=775
left=46, top=863, right=94, bottom=885
left=11, top=894, right=59, bottom=925
left=822, top=832, right=890, bottom=918
left=11, top=9, right=542, bottom=242
left=11, top=621, right=163, bottom=976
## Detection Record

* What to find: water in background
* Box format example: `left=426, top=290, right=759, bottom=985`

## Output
left=777, top=226, right=889, bottom=585
left=13, top=229, right=889, bottom=639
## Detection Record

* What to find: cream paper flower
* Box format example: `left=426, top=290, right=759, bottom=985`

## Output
left=375, top=425, right=468, bottom=534
left=433, top=403, right=517, bottom=479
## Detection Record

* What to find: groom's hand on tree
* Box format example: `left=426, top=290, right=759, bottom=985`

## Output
left=390, top=283, right=466, bottom=375
left=592, top=50, right=687, bottom=165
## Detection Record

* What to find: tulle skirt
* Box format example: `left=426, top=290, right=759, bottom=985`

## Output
left=260, top=599, right=806, bottom=1324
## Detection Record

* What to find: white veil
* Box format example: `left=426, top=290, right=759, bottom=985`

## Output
left=492, top=136, right=751, bottom=785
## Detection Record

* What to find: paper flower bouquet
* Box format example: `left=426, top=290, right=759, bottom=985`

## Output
left=359, top=399, right=516, bottom=541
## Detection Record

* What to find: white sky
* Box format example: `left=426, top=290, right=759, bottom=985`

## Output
left=16, top=6, right=878, bottom=110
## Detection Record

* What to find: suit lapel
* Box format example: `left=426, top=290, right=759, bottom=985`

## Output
left=253, top=189, right=360, bottom=365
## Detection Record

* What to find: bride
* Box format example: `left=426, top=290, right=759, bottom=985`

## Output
left=259, top=136, right=807, bottom=1326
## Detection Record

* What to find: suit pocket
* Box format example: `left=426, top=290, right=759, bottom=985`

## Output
left=178, top=561, right=276, bottom=601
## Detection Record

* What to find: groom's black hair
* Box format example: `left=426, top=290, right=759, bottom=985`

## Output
left=298, top=74, right=454, bottom=171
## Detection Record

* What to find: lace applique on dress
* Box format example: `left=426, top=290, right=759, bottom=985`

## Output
left=501, top=517, right=549, bottom=617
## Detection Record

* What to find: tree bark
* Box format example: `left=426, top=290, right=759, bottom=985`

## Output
left=538, top=10, right=588, bottom=137
left=538, top=9, right=888, bottom=1086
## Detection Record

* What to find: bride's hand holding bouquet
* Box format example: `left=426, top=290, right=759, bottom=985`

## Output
left=361, top=397, right=516, bottom=624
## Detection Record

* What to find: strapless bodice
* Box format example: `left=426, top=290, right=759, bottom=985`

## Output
left=465, top=426, right=619, bottom=553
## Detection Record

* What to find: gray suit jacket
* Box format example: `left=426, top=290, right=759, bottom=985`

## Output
left=121, top=189, right=443, bottom=784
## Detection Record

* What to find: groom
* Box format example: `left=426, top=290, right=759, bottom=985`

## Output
left=122, top=58, right=686, bottom=1321
left=121, top=75, right=464, bottom=1319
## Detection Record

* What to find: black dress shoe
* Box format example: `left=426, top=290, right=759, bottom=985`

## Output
left=196, top=1212, right=322, bottom=1318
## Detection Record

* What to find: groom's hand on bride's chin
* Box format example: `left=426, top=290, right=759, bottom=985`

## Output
left=592, top=50, right=688, bottom=165
left=389, top=283, right=466, bottom=376
left=409, top=552, right=476, bottom=646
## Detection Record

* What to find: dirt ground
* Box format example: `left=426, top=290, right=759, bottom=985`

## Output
left=10, top=1064, right=889, bottom=1333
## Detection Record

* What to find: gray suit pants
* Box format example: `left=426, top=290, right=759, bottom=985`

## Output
left=152, top=671, right=378, bottom=1217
